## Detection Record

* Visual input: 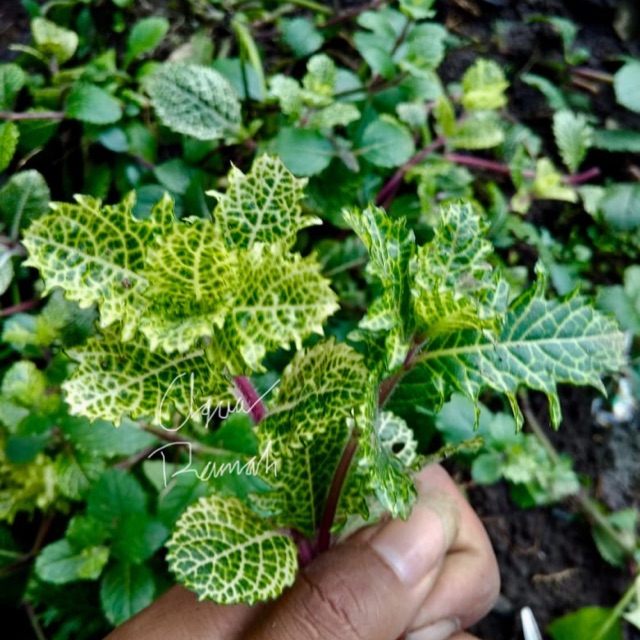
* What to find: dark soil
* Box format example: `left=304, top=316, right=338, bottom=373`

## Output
left=435, top=1, right=640, bottom=637
left=464, top=389, right=640, bottom=639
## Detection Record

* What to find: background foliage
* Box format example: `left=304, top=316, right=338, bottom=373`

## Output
left=0, top=0, right=639, bottom=638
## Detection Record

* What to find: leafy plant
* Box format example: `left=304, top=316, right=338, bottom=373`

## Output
left=19, top=152, right=626, bottom=604
left=1, top=0, right=639, bottom=636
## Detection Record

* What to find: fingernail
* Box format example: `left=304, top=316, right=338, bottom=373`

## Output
left=369, top=493, right=459, bottom=586
left=406, top=618, right=461, bottom=640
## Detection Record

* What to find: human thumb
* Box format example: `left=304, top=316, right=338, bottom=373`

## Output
left=245, top=491, right=460, bottom=640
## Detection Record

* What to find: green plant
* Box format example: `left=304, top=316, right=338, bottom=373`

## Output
left=2, top=0, right=640, bottom=636
left=18, top=152, right=626, bottom=604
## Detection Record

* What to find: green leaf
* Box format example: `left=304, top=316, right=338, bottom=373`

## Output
left=533, top=158, right=577, bottom=203
left=471, top=452, right=503, bottom=484
left=0, top=170, right=50, bottom=237
left=54, top=451, right=105, bottom=500
left=591, top=509, right=638, bottom=568
left=35, top=539, right=109, bottom=584
left=0, top=248, right=13, bottom=296
left=23, top=193, right=174, bottom=341
left=360, top=116, right=415, bottom=168
left=111, top=512, right=168, bottom=563
left=64, top=417, right=158, bottom=458
left=548, top=607, right=622, bottom=640
left=0, top=122, right=19, bottom=172
left=147, top=63, right=242, bottom=140
left=125, top=17, right=169, bottom=66
left=614, top=60, right=640, bottom=114
left=100, top=562, right=155, bottom=626
left=1, top=360, right=47, bottom=407
left=413, top=202, right=502, bottom=338
left=597, top=266, right=640, bottom=334
left=342, top=205, right=415, bottom=369
left=461, top=58, right=509, bottom=111
left=592, top=129, right=640, bottom=153
left=270, top=127, right=333, bottom=176
left=167, top=494, right=298, bottom=604
left=63, top=331, right=231, bottom=425
left=347, top=384, right=417, bottom=519
left=399, top=272, right=626, bottom=428
left=65, top=83, right=122, bottom=125
left=0, top=63, right=26, bottom=110
left=399, top=0, right=436, bottom=20
left=596, top=183, right=640, bottom=231
left=221, top=248, right=339, bottom=370
left=209, top=154, right=320, bottom=249
left=553, top=110, right=592, bottom=173
left=140, top=218, right=238, bottom=353
left=451, top=112, right=504, bottom=150
left=86, top=469, right=146, bottom=528
left=280, top=17, right=324, bottom=58
left=31, top=17, right=78, bottom=64
left=521, top=73, right=568, bottom=110
left=253, top=341, right=369, bottom=534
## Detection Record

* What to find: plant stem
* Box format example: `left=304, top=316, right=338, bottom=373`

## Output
left=571, top=67, right=615, bottom=84
left=0, top=298, right=40, bottom=318
left=288, top=0, right=333, bottom=15
left=376, top=136, right=446, bottom=209
left=321, top=0, right=385, bottom=28
left=0, top=111, right=65, bottom=121
left=593, top=575, right=639, bottom=640
left=317, top=428, right=359, bottom=553
left=565, top=166, right=601, bottom=186
left=24, top=601, right=47, bottom=640
left=234, top=376, right=267, bottom=423
left=378, top=343, right=419, bottom=407
left=519, top=391, right=637, bottom=557
left=142, top=425, right=232, bottom=458
left=444, top=152, right=513, bottom=177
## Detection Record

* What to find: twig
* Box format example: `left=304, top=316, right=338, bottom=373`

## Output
left=0, top=111, right=65, bottom=121
left=0, top=299, right=40, bottom=318
left=376, top=136, right=446, bottom=208
left=571, top=67, right=614, bottom=85
left=565, top=166, right=601, bottom=186
left=24, top=601, right=47, bottom=640
left=115, top=445, right=160, bottom=470
left=321, top=0, right=385, bottom=28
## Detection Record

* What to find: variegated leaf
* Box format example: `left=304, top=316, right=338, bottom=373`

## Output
left=167, top=495, right=298, bottom=604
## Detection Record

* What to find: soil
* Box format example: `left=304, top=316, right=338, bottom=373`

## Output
left=463, top=388, right=640, bottom=639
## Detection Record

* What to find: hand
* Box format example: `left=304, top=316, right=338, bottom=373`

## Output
left=107, top=464, right=499, bottom=640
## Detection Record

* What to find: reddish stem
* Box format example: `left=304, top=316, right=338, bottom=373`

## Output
left=0, top=298, right=40, bottom=318
left=376, top=136, right=446, bottom=209
left=317, top=429, right=359, bottom=553
left=234, top=375, right=267, bottom=424
left=564, top=166, right=601, bottom=186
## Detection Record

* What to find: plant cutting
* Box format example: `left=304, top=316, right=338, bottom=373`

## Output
left=21, top=153, right=626, bottom=605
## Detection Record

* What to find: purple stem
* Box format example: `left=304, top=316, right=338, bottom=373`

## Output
left=376, top=136, right=446, bottom=209
left=233, top=376, right=266, bottom=424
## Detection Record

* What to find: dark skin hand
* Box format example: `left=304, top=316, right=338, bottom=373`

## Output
left=107, top=465, right=500, bottom=640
